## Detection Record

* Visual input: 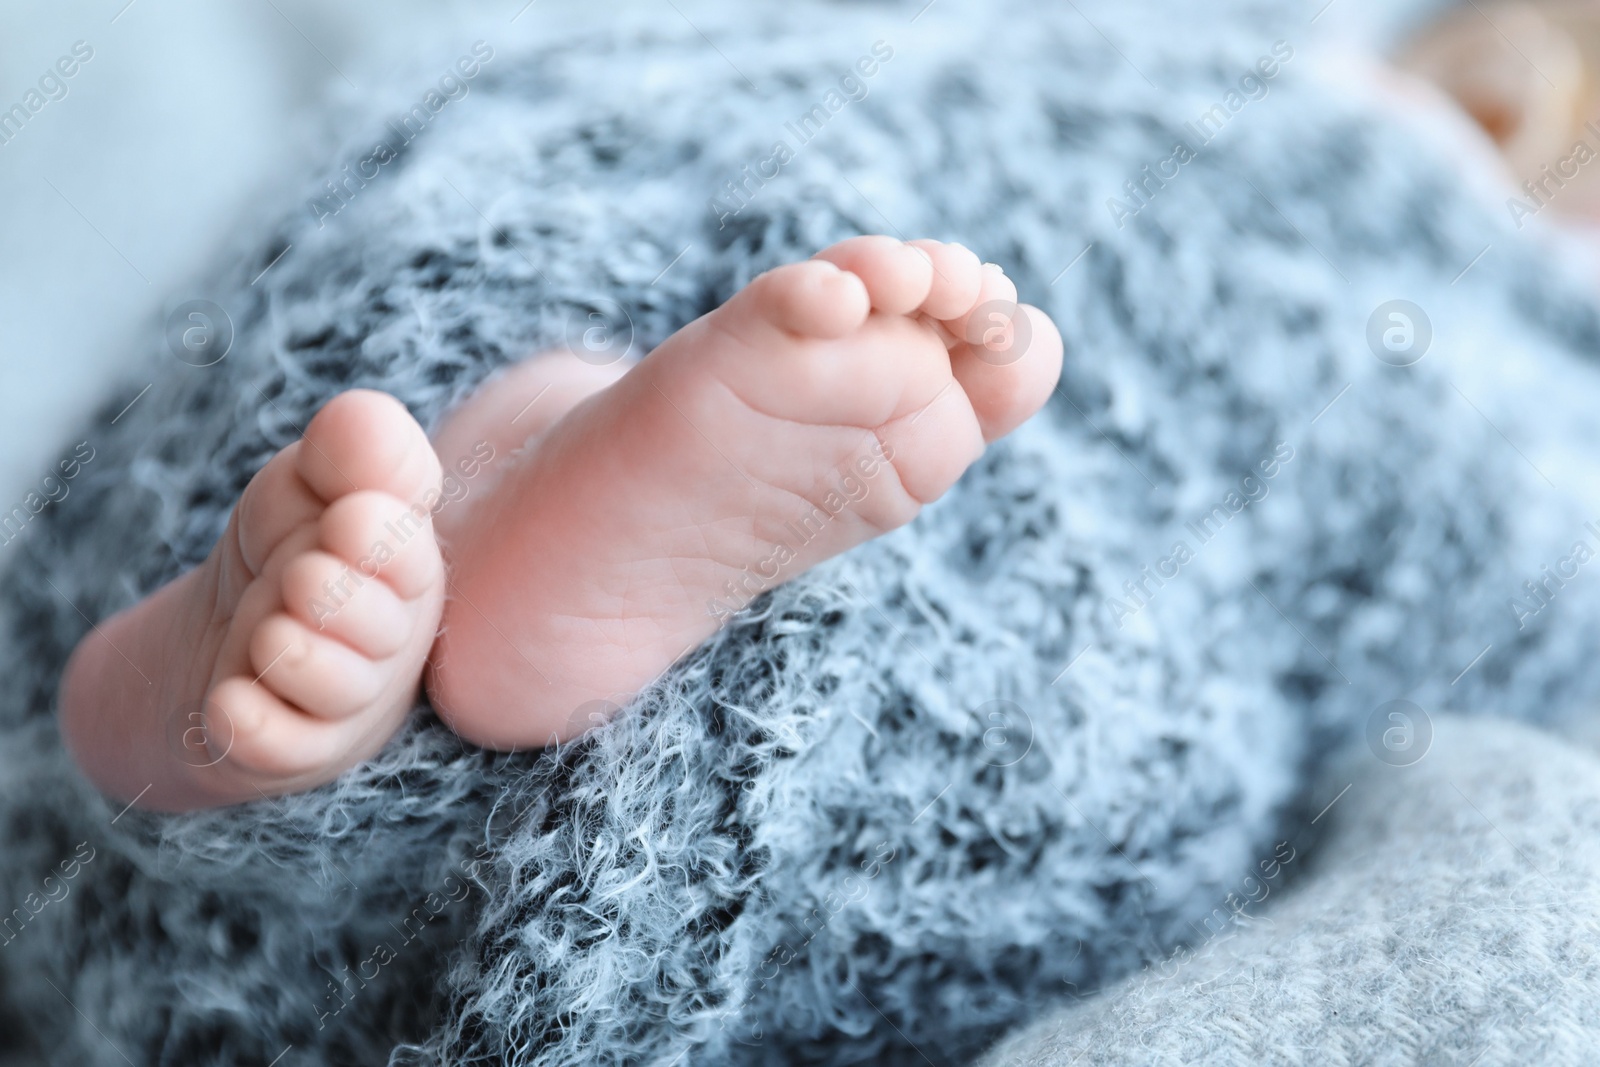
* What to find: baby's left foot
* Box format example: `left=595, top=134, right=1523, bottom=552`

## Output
left=60, top=391, right=447, bottom=810
left=427, top=236, right=1062, bottom=749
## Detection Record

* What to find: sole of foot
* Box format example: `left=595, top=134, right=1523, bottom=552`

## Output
left=426, top=235, right=1062, bottom=750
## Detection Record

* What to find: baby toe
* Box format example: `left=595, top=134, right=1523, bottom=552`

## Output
left=908, top=240, right=985, bottom=320
left=815, top=235, right=934, bottom=316
left=281, top=549, right=414, bottom=659
left=876, top=382, right=987, bottom=508
left=317, top=490, right=444, bottom=601
left=233, top=444, right=325, bottom=578
left=250, top=613, right=387, bottom=719
left=297, top=389, right=443, bottom=509
left=205, top=676, right=339, bottom=781
left=740, top=259, right=871, bottom=339
left=949, top=303, right=1064, bottom=442
left=940, top=261, right=1022, bottom=345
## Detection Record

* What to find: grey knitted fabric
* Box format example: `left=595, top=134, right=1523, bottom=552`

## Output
left=4, top=0, right=1600, bottom=1064
left=978, top=714, right=1600, bottom=1067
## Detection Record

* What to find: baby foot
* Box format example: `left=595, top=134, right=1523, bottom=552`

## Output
left=60, top=391, right=446, bottom=811
left=427, top=236, right=1062, bottom=748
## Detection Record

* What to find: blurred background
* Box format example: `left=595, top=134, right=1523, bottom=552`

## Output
left=0, top=0, right=547, bottom=512
left=0, top=0, right=1401, bottom=519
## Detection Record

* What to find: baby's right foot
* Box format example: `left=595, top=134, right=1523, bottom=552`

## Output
left=60, top=391, right=447, bottom=811
left=428, top=236, right=1062, bottom=748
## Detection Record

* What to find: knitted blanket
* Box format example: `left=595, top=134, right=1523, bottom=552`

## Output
left=978, top=714, right=1600, bottom=1067
left=5, top=0, right=1600, bottom=1063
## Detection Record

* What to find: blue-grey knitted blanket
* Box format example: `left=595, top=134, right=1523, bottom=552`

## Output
left=5, top=1, right=1600, bottom=1064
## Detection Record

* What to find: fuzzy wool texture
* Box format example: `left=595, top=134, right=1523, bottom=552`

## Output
left=5, top=0, right=1600, bottom=1064
left=977, top=714, right=1600, bottom=1067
